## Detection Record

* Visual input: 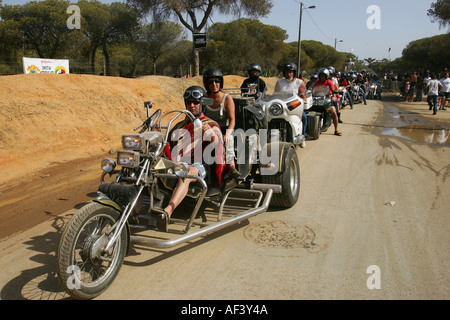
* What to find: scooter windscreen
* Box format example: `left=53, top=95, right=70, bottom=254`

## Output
left=259, top=91, right=297, bottom=102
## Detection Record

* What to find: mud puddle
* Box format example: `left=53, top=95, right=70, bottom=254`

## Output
left=380, top=104, right=449, bottom=145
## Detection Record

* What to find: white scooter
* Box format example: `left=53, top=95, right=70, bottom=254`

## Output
left=257, top=91, right=306, bottom=146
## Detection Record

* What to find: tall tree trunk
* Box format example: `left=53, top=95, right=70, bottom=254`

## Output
left=193, top=49, right=200, bottom=76
left=102, top=42, right=111, bottom=76
left=90, top=47, right=97, bottom=75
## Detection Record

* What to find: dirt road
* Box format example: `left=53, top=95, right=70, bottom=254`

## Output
left=0, top=96, right=449, bottom=301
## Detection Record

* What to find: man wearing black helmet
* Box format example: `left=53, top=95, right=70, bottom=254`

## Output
left=241, top=63, right=267, bottom=99
left=150, top=86, right=226, bottom=232
left=275, top=62, right=308, bottom=147
left=306, top=72, right=318, bottom=90
left=275, top=62, right=307, bottom=101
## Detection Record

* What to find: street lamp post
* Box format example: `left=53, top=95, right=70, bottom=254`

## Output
left=297, top=3, right=315, bottom=74
left=335, top=38, right=343, bottom=50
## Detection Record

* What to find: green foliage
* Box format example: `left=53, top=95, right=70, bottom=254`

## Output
left=428, top=0, right=450, bottom=30
left=136, top=21, right=183, bottom=75
left=77, top=0, right=140, bottom=75
left=1, top=0, right=445, bottom=78
left=200, top=18, right=288, bottom=75
left=128, top=0, right=273, bottom=31
left=280, top=41, right=348, bottom=75
left=1, top=0, right=71, bottom=59
left=402, top=34, right=450, bottom=71
left=369, top=34, right=450, bottom=74
left=127, top=0, right=273, bottom=75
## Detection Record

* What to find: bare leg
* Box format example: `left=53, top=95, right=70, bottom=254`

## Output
left=164, top=166, right=199, bottom=217
left=331, top=106, right=339, bottom=131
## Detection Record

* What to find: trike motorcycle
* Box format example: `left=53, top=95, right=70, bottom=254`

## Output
left=367, top=81, right=381, bottom=100
left=303, top=85, right=334, bottom=140
left=56, top=95, right=300, bottom=300
left=350, top=83, right=365, bottom=104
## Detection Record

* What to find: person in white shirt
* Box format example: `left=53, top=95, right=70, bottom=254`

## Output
left=275, top=62, right=307, bottom=100
left=438, top=72, right=450, bottom=111
left=426, top=73, right=443, bottom=115
left=275, top=62, right=307, bottom=148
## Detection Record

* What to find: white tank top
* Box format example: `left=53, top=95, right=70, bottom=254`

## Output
left=275, top=78, right=304, bottom=94
left=204, top=93, right=229, bottom=128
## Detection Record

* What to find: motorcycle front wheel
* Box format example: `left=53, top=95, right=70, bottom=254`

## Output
left=262, top=147, right=300, bottom=208
left=57, top=202, right=128, bottom=300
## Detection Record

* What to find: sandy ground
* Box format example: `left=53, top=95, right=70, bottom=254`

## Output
left=0, top=74, right=277, bottom=238
left=0, top=74, right=270, bottom=184
left=0, top=75, right=448, bottom=301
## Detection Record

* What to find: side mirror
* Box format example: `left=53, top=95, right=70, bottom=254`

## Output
left=305, top=90, right=312, bottom=99
left=144, top=101, right=153, bottom=109
left=200, top=97, right=213, bottom=106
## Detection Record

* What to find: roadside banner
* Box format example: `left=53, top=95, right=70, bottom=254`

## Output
left=22, top=57, right=70, bottom=74
left=193, top=33, right=207, bottom=50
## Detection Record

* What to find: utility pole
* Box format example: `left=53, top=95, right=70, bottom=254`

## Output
left=297, top=2, right=303, bottom=72
left=297, top=3, right=316, bottom=73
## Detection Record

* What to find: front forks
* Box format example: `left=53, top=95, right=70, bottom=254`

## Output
left=103, top=184, right=145, bottom=254
left=103, top=159, right=150, bottom=254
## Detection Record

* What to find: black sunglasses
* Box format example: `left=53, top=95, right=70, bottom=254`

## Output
left=208, top=79, right=221, bottom=85
left=185, top=99, right=201, bottom=105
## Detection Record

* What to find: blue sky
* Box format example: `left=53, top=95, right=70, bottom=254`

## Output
left=3, top=0, right=447, bottom=62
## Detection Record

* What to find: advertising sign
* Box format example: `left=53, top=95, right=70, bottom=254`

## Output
left=193, top=33, right=207, bottom=50
left=22, top=57, right=70, bottom=74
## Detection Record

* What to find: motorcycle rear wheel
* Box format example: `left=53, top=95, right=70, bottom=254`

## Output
left=311, top=115, right=321, bottom=140
left=57, top=202, right=128, bottom=300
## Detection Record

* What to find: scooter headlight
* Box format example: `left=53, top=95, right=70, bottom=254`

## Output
left=269, top=103, right=283, bottom=116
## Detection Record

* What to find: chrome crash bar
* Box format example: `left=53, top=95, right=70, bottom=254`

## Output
left=130, top=184, right=277, bottom=249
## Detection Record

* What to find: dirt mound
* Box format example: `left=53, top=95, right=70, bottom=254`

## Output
left=0, top=74, right=277, bottom=184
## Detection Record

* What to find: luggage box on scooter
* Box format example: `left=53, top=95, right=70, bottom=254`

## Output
left=233, top=97, right=259, bottom=131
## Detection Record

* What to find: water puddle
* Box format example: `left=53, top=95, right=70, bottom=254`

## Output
left=383, top=126, right=449, bottom=145
left=380, top=104, right=450, bottom=145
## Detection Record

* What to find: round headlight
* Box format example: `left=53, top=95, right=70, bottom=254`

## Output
left=101, top=158, right=116, bottom=173
left=269, top=103, right=283, bottom=116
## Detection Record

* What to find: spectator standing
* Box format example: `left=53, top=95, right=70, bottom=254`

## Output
left=425, top=73, right=443, bottom=115
left=423, top=71, right=431, bottom=96
left=415, top=68, right=425, bottom=102
left=406, top=72, right=417, bottom=102
left=438, top=72, right=450, bottom=111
